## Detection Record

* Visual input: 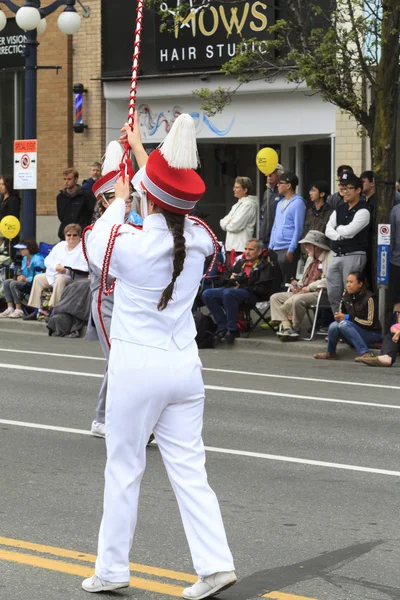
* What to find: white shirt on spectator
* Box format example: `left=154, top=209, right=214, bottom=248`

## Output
left=44, top=241, right=88, bottom=286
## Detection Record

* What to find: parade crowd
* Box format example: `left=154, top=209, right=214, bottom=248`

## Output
left=0, top=162, right=400, bottom=366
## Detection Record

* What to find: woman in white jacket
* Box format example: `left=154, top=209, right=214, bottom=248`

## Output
left=220, top=176, right=258, bottom=267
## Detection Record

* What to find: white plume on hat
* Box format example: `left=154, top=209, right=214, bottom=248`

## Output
left=159, top=114, right=199, bottom=170
left=102, top=140, right=123, bottom=176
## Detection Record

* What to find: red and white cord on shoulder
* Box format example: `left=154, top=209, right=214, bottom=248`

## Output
left=188, top=216, right=219, bottom=276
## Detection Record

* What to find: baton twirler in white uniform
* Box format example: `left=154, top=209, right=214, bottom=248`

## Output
left=82, top=115, right=236, bottom=599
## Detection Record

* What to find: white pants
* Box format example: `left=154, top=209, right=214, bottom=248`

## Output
left=95, top=338, right=234, bottom=583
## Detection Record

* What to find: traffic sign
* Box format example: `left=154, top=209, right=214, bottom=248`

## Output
left=377, top=223, right=390, bottom=286
left=13, top=139, right=37, bottom=190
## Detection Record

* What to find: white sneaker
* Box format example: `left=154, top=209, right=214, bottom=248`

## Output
left=0, top=307, right=14, bottom=318
left=82, top=575, right=129, bottom=593
left=9, top=309, right=24, bottom=319
left=91, top=420, right=105, bottom=438
left=182, top=571, right=237, bottom=600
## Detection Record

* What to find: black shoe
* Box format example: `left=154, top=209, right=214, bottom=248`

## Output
left=214, top=328, right=227, bottom=341
left=147, top=433, right=155, bottom=446
left=23, top=311, right=37, bottom=321
left=222, top=329, right=240, bottom=344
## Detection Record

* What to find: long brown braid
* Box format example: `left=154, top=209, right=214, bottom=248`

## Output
left=158, top=208, right=186, bottom=311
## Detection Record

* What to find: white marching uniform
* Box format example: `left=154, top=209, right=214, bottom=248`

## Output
left=86, top=198, right=234, bottom=583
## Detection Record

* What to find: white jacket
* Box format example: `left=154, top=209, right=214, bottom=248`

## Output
left=220, top=195, right=258, bottom=252
left=44, top=241, right=88, bottom=286
left=86, top=199, right=214, bottom=350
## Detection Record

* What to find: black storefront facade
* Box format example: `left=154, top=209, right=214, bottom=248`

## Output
left=0, top=18, right=25, bottom=176
left=102, top=1, right=336, bottom=237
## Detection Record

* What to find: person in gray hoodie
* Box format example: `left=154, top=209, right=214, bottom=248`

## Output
left=220, top=176, right=258, bottom=268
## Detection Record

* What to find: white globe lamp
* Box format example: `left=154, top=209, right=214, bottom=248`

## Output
left=0, top=10, right=6, bottom=32
left=37, top=18, right=47, bottom=35
left=16, top=6, right=41, bottom=31
left=58, top=9, right=81, bottom=35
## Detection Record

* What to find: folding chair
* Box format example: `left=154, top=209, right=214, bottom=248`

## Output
left=241, top=300, right=277, bottom=338
left=302, top=288, right=331, bottom=341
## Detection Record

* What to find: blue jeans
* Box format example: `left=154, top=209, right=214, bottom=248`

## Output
left=327, top=320, right=381, bottom=355
left=202, top=287, right=257, bottom=332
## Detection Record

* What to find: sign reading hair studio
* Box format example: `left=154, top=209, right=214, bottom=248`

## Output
left=101, top=0, right=273, bottom=77
left=156, top=1, right=272, bottom=70
left=0, top=19, right=26, bottom=69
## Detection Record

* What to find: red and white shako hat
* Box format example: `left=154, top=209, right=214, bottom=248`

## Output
left=142, top=114, right=205, bottom=215
left=92, top=141, right=123, bottom=201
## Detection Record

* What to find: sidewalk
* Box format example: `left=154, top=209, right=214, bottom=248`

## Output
left=235, top=324, right=327, bottom=353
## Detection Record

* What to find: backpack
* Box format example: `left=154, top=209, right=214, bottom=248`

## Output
left=193, top=311, right=217, bottom=349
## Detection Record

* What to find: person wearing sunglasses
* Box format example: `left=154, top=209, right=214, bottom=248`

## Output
left=325, top=172, right=370, bottom=313
left=25, top=223, right=88, bottom=319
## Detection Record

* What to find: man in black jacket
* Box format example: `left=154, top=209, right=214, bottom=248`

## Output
left=202, top=238, right=280, bottom=343
left=325, top=172, right=370, bottom=312
left=57, top=168, right=95, bottom=240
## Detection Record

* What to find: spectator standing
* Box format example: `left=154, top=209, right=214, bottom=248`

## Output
left=302, top=181, right=333, bottom=262
left=271, top=230, right=332, bottom=340
left=82, top=162, right=102, bottom=192
left=269, top=171, right=306, bottom=283
left=202, top=239, right=279, bottom=343
left=259, top=164, right=284, bottom=247
left=361, top=171, right=376, bottom=211
left=0, top=175, right=21, bottom=221
left=220, top=177, right=258, bottom=268
left=26, top=223, right=88, bottom=316
left=0, top=239, right=44, bottom=318
left=396, top=176, right=400, bottom=204
left=314, top=271, right=381, bottom=360
left=327, top=165, right=354, bottom=210
left=57, top=168, right=96, bottom=240
left=388, top=201, right=400, bottom=309
left=325, top=172, right=370, bottom=312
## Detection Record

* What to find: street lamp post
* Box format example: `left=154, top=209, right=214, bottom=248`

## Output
left=0, top=0, right=82, bottom=239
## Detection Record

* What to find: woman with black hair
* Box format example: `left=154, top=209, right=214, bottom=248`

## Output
left=0, top=238, right=44, bottom=318
left=82, top=116, right=236, bottom=600
left=0, top=175, right=21, bottom=221
left=314, top=271, right=381, bottom=360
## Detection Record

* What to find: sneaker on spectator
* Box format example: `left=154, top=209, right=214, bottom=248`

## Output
left=287, top=327, right=300, bottom=340
left=9, top=309, right=24, bottom=319
left=0, top=307, right=14, bottom=318
left=277, top=324, right=290, bottom=338
left=91, top=421, right=105, bottom=438
left=23, top=311, right=37, bottom=321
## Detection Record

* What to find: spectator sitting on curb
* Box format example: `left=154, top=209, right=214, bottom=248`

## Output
left=357, top=322, right=400, bottom=367
left=0, top=239, right=45, bottom=319
left=269, top=171, right=306, bottom=284
left=25, top=223, right=88, bottom=320
left=270, top=230, right=332, bottom=341
left=202, top=239, right=280, bottom=344
left=314, top=271, right=381, bottom=361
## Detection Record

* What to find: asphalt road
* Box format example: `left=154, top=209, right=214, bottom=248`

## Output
left=1, top=319, right=400, bottom=600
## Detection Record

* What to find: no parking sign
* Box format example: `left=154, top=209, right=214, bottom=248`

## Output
left=13, top=139, right=37, bottom=190
left=377, top=223, right=391, bottom=285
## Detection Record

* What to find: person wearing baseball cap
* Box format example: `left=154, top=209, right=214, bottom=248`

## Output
left=82, top=114, right=236, bottom=598
left=270, top=230, right=332, bottom=340
left=259, top=163, right=284, bottom=247
left=325, top=171, right=370, bottom=313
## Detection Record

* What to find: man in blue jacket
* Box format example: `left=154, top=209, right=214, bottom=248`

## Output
left=269, top=171, right=306, bottom=283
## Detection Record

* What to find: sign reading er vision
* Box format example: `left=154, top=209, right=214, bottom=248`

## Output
left=0, top=19, right=26, bottom=69
left=156, top=1, right=273, bottom=70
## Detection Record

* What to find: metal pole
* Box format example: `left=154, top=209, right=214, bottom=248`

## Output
left=378, top=285, right=387, bottom=333
left=22, top=28, right=38, bottom=239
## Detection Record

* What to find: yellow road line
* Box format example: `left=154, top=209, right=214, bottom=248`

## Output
left=0, top=536, right=196, bottom=583
left=264, top=592, right=318, bottom=600
left=0, top=548, right=184, bottom=597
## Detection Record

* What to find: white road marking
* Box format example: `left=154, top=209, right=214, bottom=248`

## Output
left=0, top=348, right=398, bottom=391
left=0, top=418, right=399, bottom=478
left=0, top=363, right=399, bottom=410
left=0, top=348, right=105, bottom=361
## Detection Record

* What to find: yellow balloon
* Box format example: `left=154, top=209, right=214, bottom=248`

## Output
left=0, top=216, right=21, bottom=240
left=256, top=147, right=279, bottom=176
